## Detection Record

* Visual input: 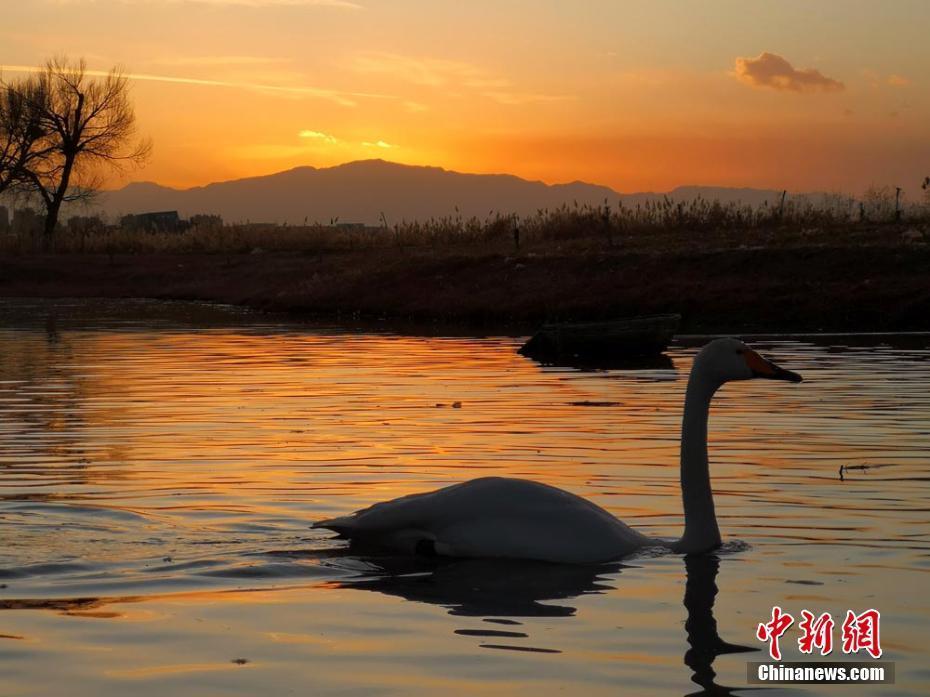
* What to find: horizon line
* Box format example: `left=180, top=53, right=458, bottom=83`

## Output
left=102, top=158, right=834, bottom=197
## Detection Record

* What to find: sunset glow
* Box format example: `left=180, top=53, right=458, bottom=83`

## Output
left=2, top=0, right=928, bottom=193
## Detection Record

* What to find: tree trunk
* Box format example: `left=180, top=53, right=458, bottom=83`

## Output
left=41, top=90, right=83, bottom=252
left=42, top=146, right=77, bottom=251
left=43, top=198, right=61, bottom=250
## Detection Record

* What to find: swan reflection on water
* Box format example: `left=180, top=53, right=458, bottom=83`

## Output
left=329, top=552, right=756, bottom=694
left=334, top=555, right=625, bottom=620
left=682, top=555, right=757, bottom=696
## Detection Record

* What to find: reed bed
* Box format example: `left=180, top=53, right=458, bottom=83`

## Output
left=2, top=194, right=927, bottom=255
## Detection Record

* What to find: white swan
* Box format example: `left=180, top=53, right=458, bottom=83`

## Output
left=314, top=338, right=802, bottom=562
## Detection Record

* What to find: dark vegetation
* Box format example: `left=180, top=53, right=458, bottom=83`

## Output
left=0, top=200, right=927, bottom=333
left=2, top=184, right=928, bottom=254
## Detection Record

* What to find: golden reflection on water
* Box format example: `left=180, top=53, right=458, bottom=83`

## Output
left=0, top=301, right=929, bottom=696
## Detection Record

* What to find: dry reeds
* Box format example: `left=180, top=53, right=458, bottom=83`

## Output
left=2, top=194, right=927, bottom=256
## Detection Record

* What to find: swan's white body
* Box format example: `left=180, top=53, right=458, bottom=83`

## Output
left=314, top=338, right=801, bottom=563
left=316, top=476, right=651, bottom=563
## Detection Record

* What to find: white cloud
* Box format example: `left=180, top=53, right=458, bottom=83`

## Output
left=299, top=129, right=338, bottom=144
left=297, top=132, right=395, bottom=149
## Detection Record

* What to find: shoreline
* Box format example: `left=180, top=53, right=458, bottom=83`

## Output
left=5, top=296, right=930, bottom=344
left=1, top=241, right=928, bottom=334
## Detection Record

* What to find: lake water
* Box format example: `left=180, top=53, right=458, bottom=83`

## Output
left=0, top=299, right=927, bottom=696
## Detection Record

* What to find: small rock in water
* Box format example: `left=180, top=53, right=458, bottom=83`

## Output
left=232, top=658, right=250, bottom=665
left=452, top=401, right=462, bottom=408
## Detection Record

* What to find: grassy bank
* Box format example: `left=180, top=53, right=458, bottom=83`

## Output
left=1, top=219, right=928, bottom=333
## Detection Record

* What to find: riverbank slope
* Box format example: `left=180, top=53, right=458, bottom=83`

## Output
left=1, top=237, right=927, bottom=333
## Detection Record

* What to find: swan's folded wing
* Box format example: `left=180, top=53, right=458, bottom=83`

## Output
left=312, top=477, right=650, bottom=562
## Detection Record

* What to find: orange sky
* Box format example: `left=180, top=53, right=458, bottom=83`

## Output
left=2, top=1, right=928, bottom=194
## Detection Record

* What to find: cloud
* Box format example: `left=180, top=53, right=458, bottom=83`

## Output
left=354, top=53, right=483, bottom=87
left=297, top=131, right=394, bottom=149
left=192, top=0, right=360, bottom=6
left=862, top=69, right=911, bottom=89
left=150, top=55, right=291, bottom=67
left=402, top=100, right=428, bottom=113
left=51, top=0, right=362, bottom=7
left=299, top=130, right=338, bottom=144
left=0, top=63, right=393, bottom=106
left=482, top=91, right=570, bottom=105
left=353, top=51, right=570, bottom=104
left=615, top=69, right=678, bottom=87
left=734, top=52, right=844, bottom=93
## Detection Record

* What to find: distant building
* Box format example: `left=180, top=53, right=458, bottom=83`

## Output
left=121, top=210, right=184, bottom=232
left=0, top=206, right=9, bottom=234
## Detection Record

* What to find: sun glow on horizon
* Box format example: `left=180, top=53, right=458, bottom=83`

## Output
left=3, top=1, right=928, bottom=194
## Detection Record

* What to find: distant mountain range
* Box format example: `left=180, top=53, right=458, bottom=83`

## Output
left=92, top=159, right=824, bottom=225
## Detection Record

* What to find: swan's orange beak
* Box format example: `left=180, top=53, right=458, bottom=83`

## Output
left=745, top=349, right=803, bottom=383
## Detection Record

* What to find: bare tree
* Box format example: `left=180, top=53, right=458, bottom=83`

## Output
left=26, top=57, right=150, bottom=245
left=0, top=72, right=49, bottom=196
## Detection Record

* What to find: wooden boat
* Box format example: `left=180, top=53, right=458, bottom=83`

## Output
left=518, top=313, right=680, bottom=362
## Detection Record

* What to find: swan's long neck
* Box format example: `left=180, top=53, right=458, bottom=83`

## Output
left=676, top=366, right=722, bottom=554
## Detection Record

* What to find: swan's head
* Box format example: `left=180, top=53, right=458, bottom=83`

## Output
left=694, top=338, right=802, bottom=385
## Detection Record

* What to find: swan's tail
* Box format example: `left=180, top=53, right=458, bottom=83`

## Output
left=313, top=517, right=440, bottom=555
left=312, top=515, right=356, bottom=534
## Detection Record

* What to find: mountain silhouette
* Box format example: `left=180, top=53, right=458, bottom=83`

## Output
left=96, top=159, right=815, bottom=225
